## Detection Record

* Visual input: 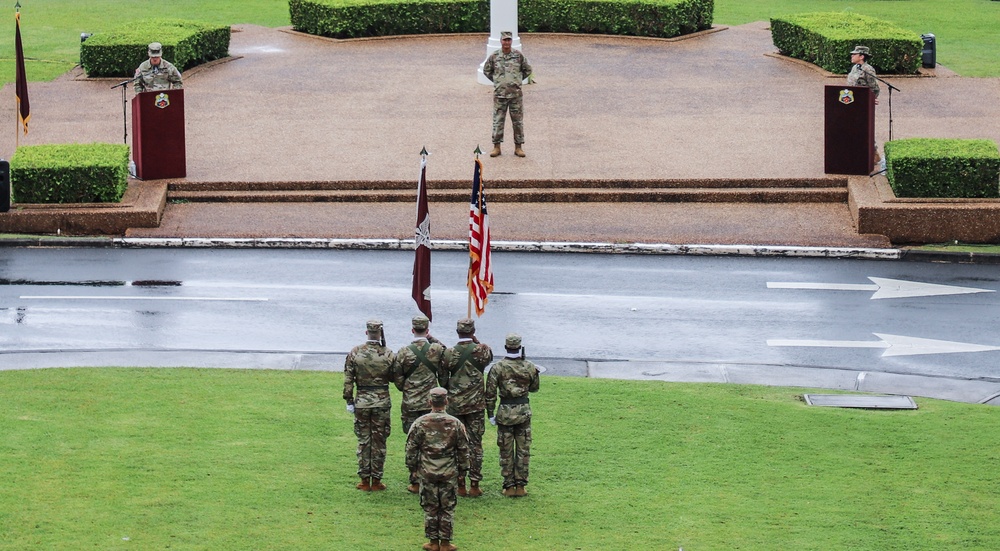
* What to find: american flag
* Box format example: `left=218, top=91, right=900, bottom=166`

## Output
left=412, top=153, right=432, bottom=320
left=468, top=158, right=493, bottom=316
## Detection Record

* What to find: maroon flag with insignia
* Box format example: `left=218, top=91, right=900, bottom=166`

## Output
left=468, top=158, right=493, bottom=317
left=14, top=7, right=29, bottom=136
left=412, top=153, right=432, bottom=320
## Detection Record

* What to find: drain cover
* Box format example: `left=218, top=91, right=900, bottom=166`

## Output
left=803, top=394, right=917, bottom=409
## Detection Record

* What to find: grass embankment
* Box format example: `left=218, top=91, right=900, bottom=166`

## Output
left=0, top=0, right=998, bottom=83
left=3, top=368, right=1000, bottom=550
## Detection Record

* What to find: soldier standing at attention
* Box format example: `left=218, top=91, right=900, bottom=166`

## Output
left=483, top=31, right=533, bottom=158
left=441, top=318, right=493, bottom=498
left=393, top=314, right=447, bottom=493
left=406, top=387, right=470, bottom=551
left=344, top=319, right=396, bottom=491
left=134, top=42, right=183, bottom=93
left=485, top=333, right=540, bottom=497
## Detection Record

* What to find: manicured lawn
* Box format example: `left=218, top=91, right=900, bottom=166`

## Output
left=3, top=368, right=1000, bottom=550
left=0, top=0, right=997, bottom=83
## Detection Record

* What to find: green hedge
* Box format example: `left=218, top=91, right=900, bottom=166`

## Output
left=81, top=19, right=231, bottom=78
left=11, top=143, right=130, bottom=204
left=771, top=12, right=921, bottom=75
left=885, top=138, right=1000, bottom=199
left=289, top=0, right=712, bottom=39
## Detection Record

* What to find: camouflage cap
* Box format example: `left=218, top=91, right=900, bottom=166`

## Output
left=505, top=333, right=522, bottom=349
left=148, top=42, right=163, bottom=57
left=366, top=318, right=383, bottom=334
left=412, top=315, right=429, bottom=331
left=456, top=318, right=475, bottom=333
left=500, top=31, right=513, bottom=39
left=429, top=386, right=448, bottom=405
left=850, top=45, right=870, bottom=56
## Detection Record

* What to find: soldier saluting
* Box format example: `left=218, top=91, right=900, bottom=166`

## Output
left=344, top=319, right=396, bottom=491
left=485, top=333, right=540, bottom=497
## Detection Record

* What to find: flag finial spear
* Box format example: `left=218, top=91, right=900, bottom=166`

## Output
left=15, top=1, right=21, bottom=11
left=419, top=146, right=428, bottom=157
left=474, top=145, right=482, bottom=158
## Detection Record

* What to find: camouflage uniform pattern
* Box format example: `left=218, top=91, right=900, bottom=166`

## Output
left=393, top=336, right=446, bottom=485
left=847, top=62, right=880, bottom=99
left=134, top=59, right=183, bottom=93
left=485, top=357, right=540, bottom=489
left=442, top=340, right=494, bottom=482
left=344, top=341, right=396, bottom=479
left=405, top=411, right=470, bottom=541
left=483, top=49, right=532, bottom=145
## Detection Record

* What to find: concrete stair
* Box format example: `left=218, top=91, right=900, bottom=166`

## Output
left=167, top=178, right=849, bottom=204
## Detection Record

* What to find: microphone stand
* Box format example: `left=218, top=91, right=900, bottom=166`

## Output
left=111, top=75, right=141, bottom=145
left=868, top=75, right=900, bottom=177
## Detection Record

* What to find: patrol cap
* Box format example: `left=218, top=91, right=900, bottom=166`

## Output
left=850, top=45, right=870, bottom=56
left=366, top=318, right=383, bottom=335
left=500, top=31, right=513, bottom=40
left=457, top=318, right=475, bottom=333
left=412, top=315, right=429, bottom=331
left=505, top=333, right=522, bottom=349
left=429, top=386, right=448, bottom=406
left=148, top=42, right=163, bottom=57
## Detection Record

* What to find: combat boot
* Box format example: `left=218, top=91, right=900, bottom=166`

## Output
left=457, top=477, right=467, bottom=497
left=515, top=485, right=527, bottom=497
left=490, top=144, right=501, bottom=157
left=502, top=486, right=517, bottom=497
left=439, top=540, right=457, bottom=551
left=356, top=477, right=370, bottom=491
left=422, top=539, right=439, bottom=551
left=407, top=482, right=420, bottom=494
left=370, top=478, right=386, bottom=491
left=468, top=480, right=483, bottom=497
left=514, top=144, right=525, bottom=157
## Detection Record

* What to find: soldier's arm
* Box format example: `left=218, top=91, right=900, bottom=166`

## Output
left=528, top=362, right=540, bottom=393
left=521, top=55, right=533, bottom=81
left=439, top=349, right=453, bottom=389
left=405, top=425, right=422, bottom=473
left=456, top=423, right=470, bottom=477
left=483, top=55, right=495, bottom=81
left=170, top=67, right=183, bottom=89
left=390, top=350, right=406, bottom=391
left=343, top=354, right=356, bottom=403
left=484, top=366, right=499, bottom=418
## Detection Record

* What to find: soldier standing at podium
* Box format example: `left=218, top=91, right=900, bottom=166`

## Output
left=847, top=45, right=881, bottom=169
left=134, top=42, right=183, bottom=93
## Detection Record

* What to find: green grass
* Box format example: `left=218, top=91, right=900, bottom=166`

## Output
left=3, top=368, right=1000, bottom=550
left=0, top=0, right=997, bottom=83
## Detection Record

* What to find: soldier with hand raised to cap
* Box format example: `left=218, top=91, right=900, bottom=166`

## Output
left=134, top=42, right=183, bottom=93
left=344, top=318, right=396, bottom=491
left=485, top=333, right=540, bottom=497
left=406, top=387, right=470, bottom=551
left=393, top=314, right=447, bottom=493
left=441, top=318, right=493, bottom=498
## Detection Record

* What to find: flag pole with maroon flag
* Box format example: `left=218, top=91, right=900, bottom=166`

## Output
left=412, top=147, right=432, bottom=320
left=467, top=147, right=493, bottom=318
left=14, top=1, right=29, bottom=146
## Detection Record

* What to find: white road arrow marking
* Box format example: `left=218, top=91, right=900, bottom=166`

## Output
left=768, top=333, right=1000, bottom=357
left=767, top=277, right=994, bottom=299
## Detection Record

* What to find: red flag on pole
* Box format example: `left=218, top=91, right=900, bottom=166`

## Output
left=468, top=158, right=493, bottom=316
left=14, top=7, right=29, bottom=136
left=412, top=152, right=432, bottom=320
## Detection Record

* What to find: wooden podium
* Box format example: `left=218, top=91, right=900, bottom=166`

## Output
left=132, top=89, right=186, bottom=179
left=824, top=85, right=875, bottom=175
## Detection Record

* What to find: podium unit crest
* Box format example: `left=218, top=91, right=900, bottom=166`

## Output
left=838, top=89, right=855, bottom=105
left=154, top=93, right=170, bottom=109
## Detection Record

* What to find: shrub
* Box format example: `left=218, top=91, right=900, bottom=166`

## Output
left=289, top=0, right=712, bottom=39
left=11, top=143, right=130, bottom=204
left=885, top=138, right=1000, bottom=199
left=771, top=12, right=921, bottom=75
left=81, top=19, right=230, bottom=78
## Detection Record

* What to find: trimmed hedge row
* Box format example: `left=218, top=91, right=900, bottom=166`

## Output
left=81, top=19, right=231, bottom=78
left=11, top=143, right=131, bottom=204
left=886, top=138, right=1000, bottom=199
left=289, top=0, right=713, bottom=39
left=771, top=12, right=921, bottom=75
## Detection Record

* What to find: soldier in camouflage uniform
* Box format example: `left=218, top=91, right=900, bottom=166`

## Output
left=485, top=333, right=540, bottom=497
left=441, top=318, right=493, bottom=498
left=406, top=387, right=470, bottom=551
left=482, top=31, right=533, bottom=158
left=393, top=314, right=447, bottom=493
left=847, top=45, right=882, bottom=168
left=344, top=319, right=396, bottom=491
left=134, top=42, right=183, bottom=94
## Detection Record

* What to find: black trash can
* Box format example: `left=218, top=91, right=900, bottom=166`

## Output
left=921, top=33, right=936, bottom=68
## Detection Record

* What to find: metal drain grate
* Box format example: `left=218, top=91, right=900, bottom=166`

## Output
left=803, top=394, right=918, bottom=409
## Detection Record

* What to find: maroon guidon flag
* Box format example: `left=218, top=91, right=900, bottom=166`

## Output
left=468, top=158, right=493, bottom=316
left=412, top=153, right=432, bottom=319
left=15, top=6, right=29, bottom=135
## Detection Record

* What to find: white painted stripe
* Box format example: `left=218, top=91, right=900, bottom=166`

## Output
left=767, top=282, right=878, bottom=291
left=19, top=296, right=268, bottom=302
left=767, top=339, right=888, bottom=349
